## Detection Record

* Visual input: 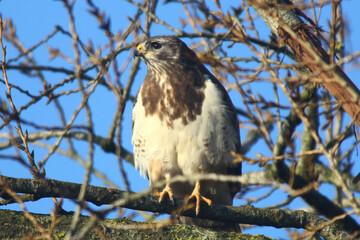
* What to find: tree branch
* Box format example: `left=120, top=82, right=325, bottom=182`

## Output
left=0, top=209, right=272, bottom=240
left=0, top=130, right=134, bottom=164
left=0, top=175, right=351, bottom=239
left=248, top=0, right=360, bottom=126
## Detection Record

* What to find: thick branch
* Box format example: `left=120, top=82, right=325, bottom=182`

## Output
left=0, top=209, right=269, bottom=240
left=269, top=85, right=360, bottom=232
left=0, top=175, right=350, bottom=239
left=249, top=1, right=360, bottom=230
left=248, top=0, right=360, bottom=126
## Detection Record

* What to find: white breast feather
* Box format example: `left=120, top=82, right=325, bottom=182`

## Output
left=132, top=78, right=238, bottom=178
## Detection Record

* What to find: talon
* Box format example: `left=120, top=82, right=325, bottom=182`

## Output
left=152, top=190, right=161, bottom=196
left=158, top=184, right=174, bottom=203
left=187, top=180, right=212, bottom=216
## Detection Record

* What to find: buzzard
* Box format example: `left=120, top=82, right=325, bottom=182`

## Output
left=132, top=36, right=241, bottom=231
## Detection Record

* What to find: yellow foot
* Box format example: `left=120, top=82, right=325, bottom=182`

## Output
left=187, top=180, right=212, bottom=216
left=158, top=184, right=174, bottom=203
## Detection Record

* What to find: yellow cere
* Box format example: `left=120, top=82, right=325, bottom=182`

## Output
left=137, top=44, right=155, bottom=54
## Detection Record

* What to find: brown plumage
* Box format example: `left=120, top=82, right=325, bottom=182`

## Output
left=132, top=35, right=241, bottom=231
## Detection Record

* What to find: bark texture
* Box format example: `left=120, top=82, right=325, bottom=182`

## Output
left=248, top=0, right=360, bottom=126
left=0, top=175, right=351, bottom=239
left=0, top=209, right=271, bottom=240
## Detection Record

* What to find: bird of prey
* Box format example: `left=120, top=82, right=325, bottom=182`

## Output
left=132, top=35, right=241, bottom=231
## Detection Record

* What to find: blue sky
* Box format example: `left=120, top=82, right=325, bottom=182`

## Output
left=1, top=0, right=360, bottom=239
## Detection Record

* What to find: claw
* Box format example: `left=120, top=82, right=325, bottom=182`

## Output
left=187, top=180, right=212, bottom=216
left=158, top=184, right=174, bottom=204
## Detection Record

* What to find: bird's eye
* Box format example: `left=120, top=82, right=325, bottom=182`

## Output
left=151, top=42, right=162, bottom=49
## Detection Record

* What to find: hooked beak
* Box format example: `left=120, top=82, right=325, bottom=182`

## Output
left=134, top=43, right=144, bottom=58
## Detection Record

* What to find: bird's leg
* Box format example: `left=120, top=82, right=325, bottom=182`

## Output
left=187, top=180, right=212, bottom=216
left=158, top=174, right=174, bottom=203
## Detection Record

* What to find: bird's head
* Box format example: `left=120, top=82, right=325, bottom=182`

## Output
left=134, top=36, right=199, bottom=70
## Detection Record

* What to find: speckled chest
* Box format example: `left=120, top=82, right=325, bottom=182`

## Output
left=132, top=76, right=237, bottom=178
